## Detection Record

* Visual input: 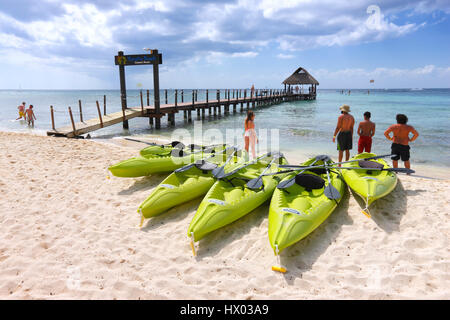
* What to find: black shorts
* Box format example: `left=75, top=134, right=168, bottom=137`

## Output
left=337, top=131, right=352, bottom=151
left=391, top=143, right=410, bottom=161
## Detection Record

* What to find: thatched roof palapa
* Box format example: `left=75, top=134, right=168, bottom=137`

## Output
left=282, top=67, right=319, bottom=85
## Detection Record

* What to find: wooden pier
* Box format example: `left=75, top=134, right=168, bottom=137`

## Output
left=46, top=89, right=316, bottom=138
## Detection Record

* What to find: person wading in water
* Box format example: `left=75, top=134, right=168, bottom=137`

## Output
left=333, top=104, right=355, bottom=164
left=244, top=111, right=257, bottom=160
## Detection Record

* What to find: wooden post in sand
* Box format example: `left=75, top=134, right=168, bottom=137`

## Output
left=78, top=100, right=83, bottom=122
left=50, top=106, right=55, bottom=130
left=96, top=101, right=103, bottom=128
left=68, top=107, right=76, bottom=133
left=103, top=95, right=106, bottom=115
left=140, top=90, right=144, bottom=114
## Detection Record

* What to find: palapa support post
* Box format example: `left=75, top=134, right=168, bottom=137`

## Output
left=118, top=51, right=129, bottom=129
left=68, top=106, right=76, bottom=134
left=78, top=100, right=83, bottom=122
left=96, top=101, right=103, bottom=128
left=104, top=95, right=106, bottom=115
left=50, top=106, right=55, bottom=130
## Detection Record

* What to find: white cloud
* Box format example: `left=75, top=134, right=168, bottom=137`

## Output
left=277, top=53, right=295, bottom=59
left=311, top=65, right=450, bottom=88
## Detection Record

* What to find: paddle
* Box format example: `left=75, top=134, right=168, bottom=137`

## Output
left=174, top=146, right=236, bottom=173
left=124, top=138, right=185, bottom=149
left=210, top=146, right=241, bottom=178
left=323, top=166, right=341, bottom=200
left=329, top=166, right=415, bottom=174
left=246, top=153, right=284, bottom=190
left=215, top=152, right=275, bottom=179
left=277, top=155, right=329, bottom=189
left=279, top=154, right=397, bottom=169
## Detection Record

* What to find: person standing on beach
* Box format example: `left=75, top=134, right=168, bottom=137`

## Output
left=25, top=105, right=36, bottom=127
left=251, top=84, right=255, bottom=98
left=16, top=102, right=26, bottom=120
left=357, top=111, right=375, bottom=153
left=384, top=114, right=419, bottom=171
left=244, top=111, right=257, bottom=160
left=333, top=104, right=355, bottom=163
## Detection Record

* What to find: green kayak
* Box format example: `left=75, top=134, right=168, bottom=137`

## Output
left=188, top=153, right=288, bottom=248
left=268, top=156, right=346, bottom=260
left=139, top=140, right=185, bottom=158
left=341, top=152, right=397, bottom=218
left=108, top=145, right=226, bottom=178
left=138, top=149, right=246, bottom=219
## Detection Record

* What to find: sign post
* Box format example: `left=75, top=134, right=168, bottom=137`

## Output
left=115, top=50, right=163, bottom=129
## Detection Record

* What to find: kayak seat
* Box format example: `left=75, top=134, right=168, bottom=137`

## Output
left=308, top=167, right=327, bottom=175
left=358, top=160, right=384, bottom=169
left=195, top=161, right=218, bottom=171
left=171, top=141, right=185, bottom=148
left=295, top=174, right=325, bottom=192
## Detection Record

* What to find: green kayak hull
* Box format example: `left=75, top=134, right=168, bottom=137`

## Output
left=268, top=157, right=346, bottom=254
left=138, top=153, right=246, bottom=218
left=188, top=155, right=288, bottom=242
left=341, top=152, right=397, bottom=207
left=109, top=146, right=226, bottom=178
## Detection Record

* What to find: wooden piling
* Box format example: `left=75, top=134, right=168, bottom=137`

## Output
left=140, top=90, right=144, bottom=114
left=175, top=90, right=178, bottom=107
left=165, top=89, right=168, bottom=104
left=50, top=106, right=55, bottom=130
left=96, top=101, right=103, bottom=128
left=147, top=90, right=150, bottom=106
left=104, top=95, right=106, bottom=115
left=78, top=100, right=83, bottom=122
left=68, top=107, right=76, bottom=134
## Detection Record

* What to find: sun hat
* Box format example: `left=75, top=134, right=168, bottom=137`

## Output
left=339, top=104, right=351, bottom=112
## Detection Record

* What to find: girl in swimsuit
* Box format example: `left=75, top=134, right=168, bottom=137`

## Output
left=244, top=111, right=257, bottom=159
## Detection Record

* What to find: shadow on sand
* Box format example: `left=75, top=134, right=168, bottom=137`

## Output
left=140, top=197, right=202, bottom=232
left=278, top=190, right=354, bottom=284
left=117, top=173, right=168, bottom=196
left=194, top=203, right=270, bottom=261
left=351, top=179, right=412, bottom=234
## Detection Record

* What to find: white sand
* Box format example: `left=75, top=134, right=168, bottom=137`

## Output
left=0, top=131, right=449, bottom=299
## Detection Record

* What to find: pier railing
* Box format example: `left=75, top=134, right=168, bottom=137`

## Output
left=47, top=88, right=316, bottom=137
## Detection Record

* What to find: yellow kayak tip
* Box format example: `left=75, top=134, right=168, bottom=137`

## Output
left=272, top=265, right=287, bottom=273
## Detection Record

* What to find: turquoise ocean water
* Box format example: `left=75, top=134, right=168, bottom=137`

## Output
left=1, top=88, right=449, bottom=169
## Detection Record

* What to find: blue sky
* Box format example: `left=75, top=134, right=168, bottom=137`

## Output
left=0, top=0, right=449, bottom=89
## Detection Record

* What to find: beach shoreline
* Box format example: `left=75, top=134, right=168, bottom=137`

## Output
left=1, top=131, right=449, bottom=299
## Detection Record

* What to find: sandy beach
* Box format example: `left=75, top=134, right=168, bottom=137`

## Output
left=0, top=131, right=449, bottom=299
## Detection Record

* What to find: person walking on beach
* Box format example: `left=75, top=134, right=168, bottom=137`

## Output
left=333, top=104, right=355, bottom=163
left=16, top=102, right=26, bottom=120
left=244, top=111, right=257, bottom=160
left=384, top=114, right=419, bottom=172
left=357, top=111, right=375, bottom=153
left=25, top=105, right=36, bottom=127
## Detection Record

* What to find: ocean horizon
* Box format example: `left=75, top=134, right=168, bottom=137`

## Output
left=1, top=88, right=449, bottom=169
